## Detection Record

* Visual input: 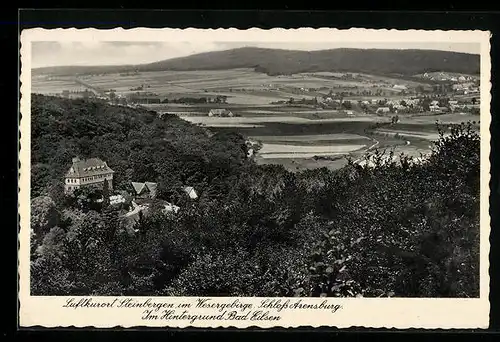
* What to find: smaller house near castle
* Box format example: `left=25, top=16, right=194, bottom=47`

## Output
left=183, top=186, right=198, bottom=199
left=131, top=182, right=158, bottom=199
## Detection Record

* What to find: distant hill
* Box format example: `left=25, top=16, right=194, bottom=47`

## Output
left=32, top=47, right=480, bottom=77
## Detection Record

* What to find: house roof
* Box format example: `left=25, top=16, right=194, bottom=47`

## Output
left=209, top=109, right=232, bottom=114
left=145, top=182, right=158, bottom=196
left=131, top=181, right=158, bottom=196
left=183, top=186, right=198, bottom=199
left=131, top=182, right=145, bottom=194
left=65, top=157, right=114, bottom=178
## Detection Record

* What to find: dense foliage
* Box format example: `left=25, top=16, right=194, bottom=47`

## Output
left=30, top=95, right=480, bottom=298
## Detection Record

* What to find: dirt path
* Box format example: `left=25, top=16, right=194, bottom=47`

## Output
left=353, top=137, right=380, bottom=164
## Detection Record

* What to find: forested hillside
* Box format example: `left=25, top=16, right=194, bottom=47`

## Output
left=31, top=94, right=248, bottom=204
left=30, top=95, right=480, bottom=298
left=32, top=47, right=480, bottom=77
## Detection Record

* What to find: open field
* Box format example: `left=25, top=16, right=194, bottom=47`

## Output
left=251, top=133, right=371, bottom=147
left=153, top=106, right=364, bottom=118
left=33, top=68, right=479, bottom=172
left=400, top=113, right=480, bottom=125
left=32, top=77, right=88, bottom=94
left=259, top=152, right=352, bottom=159
left=376, top=129, right=441, bottom=141
left=377, top=144, right=434, bottom=158
left=32, top=68, right=432, bottom=105
left=259, top=143, right=366, bottom=155
left=199, top=123, right=266, bottom=128
left=251, top=133, right=370, bottom=141
left=181, top=115, right=385, bottom=127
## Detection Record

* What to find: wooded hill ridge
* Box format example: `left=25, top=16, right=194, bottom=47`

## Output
left=32, top=47, right=480, bottom=76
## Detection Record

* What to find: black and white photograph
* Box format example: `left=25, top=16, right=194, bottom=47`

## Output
left=19, top=27, right=491, bottom=329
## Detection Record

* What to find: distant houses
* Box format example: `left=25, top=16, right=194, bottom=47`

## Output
left=64, top=156, right=114, bottom=194
left=429, top=105, right=441, bottom=112
left=376, top=107, right=390, bottom=114
left=127, top=92, right=163, bottom=104
left=208, top=109, right=233, bottom=117
left=60, top=89, right=95, bottom=100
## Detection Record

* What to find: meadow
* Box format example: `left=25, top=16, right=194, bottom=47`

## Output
left=31, top=76, right=87, bottom=94
left=32, top=68, right=428, bottom=104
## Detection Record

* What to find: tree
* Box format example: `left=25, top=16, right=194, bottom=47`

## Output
left=31, top=196, right=61, bottom=245
left=31, top=163, right=52, bottom=197
left=342, top=101, right=352, bottom=110
left=421, top=98, right=431, bottom=111
left=68, top=186, right=103, bottom=212
left=103, top=179, right=110, bottom=207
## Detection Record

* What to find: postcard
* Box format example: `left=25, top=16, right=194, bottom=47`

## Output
left=19, top=27, right=491, bottom=329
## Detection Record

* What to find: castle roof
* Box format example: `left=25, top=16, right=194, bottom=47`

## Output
left=65, top=157, right=114, bottom=178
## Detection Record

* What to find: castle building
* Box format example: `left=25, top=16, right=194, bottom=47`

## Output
left=64, top=156, right=114, bottom=194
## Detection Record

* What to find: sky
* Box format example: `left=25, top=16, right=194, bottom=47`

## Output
left=31, top=41, right=481, bottom=69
